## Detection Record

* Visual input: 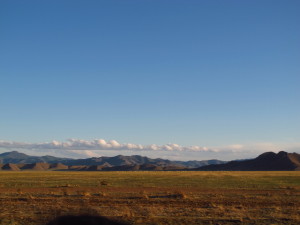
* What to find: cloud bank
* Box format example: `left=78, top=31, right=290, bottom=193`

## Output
left=0, top=139, right=299, bottom=153
left=0, top=139, right=299, bottom=160
left=0, top=139, right=216, bottom=152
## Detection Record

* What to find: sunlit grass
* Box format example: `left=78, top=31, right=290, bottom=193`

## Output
left=0, top=171, right=299, bottom=189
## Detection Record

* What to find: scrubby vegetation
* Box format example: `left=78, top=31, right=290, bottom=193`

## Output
left=0, top=171, right=299, bottom=224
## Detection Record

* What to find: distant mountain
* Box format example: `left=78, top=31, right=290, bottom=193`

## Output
left=102, top=163, right=186, bottom=171
left=196, top=151, right=300, bottom=171
left=0, top=151, right=225, bottom=168
left=0, top=162, right=186, bottom=171
left=1, top=151, right=299, bottom=171
left=177, top=159, right=226, bottom=168
left=0, top=151, right=71, bottom=164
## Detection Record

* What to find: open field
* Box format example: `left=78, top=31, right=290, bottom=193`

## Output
left=0, top=171, right=299, bottom=225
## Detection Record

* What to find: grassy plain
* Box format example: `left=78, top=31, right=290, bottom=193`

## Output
left=0, top=171, right=299, bottom=225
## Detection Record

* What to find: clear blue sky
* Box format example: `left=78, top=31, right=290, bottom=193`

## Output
left=0, top=0, right=299, bottom=159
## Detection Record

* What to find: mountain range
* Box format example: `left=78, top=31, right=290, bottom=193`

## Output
left=0, top=151, right=224, bottom=171
left=0, top=151, right=299, bottom=171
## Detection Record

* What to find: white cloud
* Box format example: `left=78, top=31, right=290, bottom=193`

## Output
left=0, top=139, right=218, bottom=152
left=0, top=139, right=299, bottom=160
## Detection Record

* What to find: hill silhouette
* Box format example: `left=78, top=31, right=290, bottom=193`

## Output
left=196, top=151, right=300, bottom=171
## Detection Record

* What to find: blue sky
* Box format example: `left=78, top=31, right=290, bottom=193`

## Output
left=0, top=0, right=299, bottom=160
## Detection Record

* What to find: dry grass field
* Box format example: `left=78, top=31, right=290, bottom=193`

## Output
left=0, top=171, right=299, bottom=225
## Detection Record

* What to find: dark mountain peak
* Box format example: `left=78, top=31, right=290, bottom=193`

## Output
left=131, top=155, right=148, bottom=160
left=256, top=151, right=277, bottom=160
left=197, top=151, right=300, bottom=171
left=1, top=150, right=18, bottom=155
left=0, top=151, right=28, bottom=158
left=115, top=155, right=129, bottom=159
left=256, top=151, right=288, bottom=161
left=277, top=151, right=288, bottom=157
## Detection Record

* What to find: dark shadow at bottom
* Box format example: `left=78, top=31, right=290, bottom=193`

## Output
left=45, top=214, right=130, bottom=225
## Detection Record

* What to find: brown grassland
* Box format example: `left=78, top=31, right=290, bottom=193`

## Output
left=0, top=171, right=299, bottom=225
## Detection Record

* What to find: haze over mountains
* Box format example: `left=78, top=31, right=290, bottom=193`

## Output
left=0, top=151, right=299, bottom=171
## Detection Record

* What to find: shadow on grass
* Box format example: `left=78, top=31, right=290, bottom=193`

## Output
left=46, top=214, right=130, bottom=225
